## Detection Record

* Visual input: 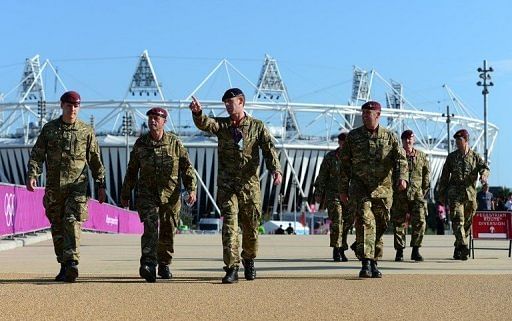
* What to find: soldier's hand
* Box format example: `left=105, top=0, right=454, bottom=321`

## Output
left=26, top=178, right=37, bottom=192
left=272, top=171, right=282, bottom=185
left=189, top=96, right=202, bottom=114
left=98, top=187, right=106, bottom=204
left=120, top=198, right=129, bottom=208
left=340, top=193, right=349, bottom=204
left=187, top=191, right=197, bottom=206
left=397, top=179, right=407, bottom=192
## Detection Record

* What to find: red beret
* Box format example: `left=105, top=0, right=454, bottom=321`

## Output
left=361, top=101, right=381, bottom=111
left=453, top=129, right=469, bottom=141
left=60, top=91, right=81, bottom=104
left=338, top=132, right=347, bottom=141
left=146, top=107, right=168, bottom=119
left=401, top=130, right=414, bottom=139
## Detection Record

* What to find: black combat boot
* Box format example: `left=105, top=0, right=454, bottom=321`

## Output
left=139, top=264, right=157, bottom=283
left=333, top=247, right=341, bottom=262
left=460, top=245, right=469, bottom=261
left=340, top=249, right=348, bottom=262
left=55, top=264, right=66, bottom=282
left=242, top=259, right=256, bottom=280
left=411, top=246, right=424, bottom=261
left=157, top=264, right=172, bottom=279
left=395, top=248, right=404, bottom=262
left=359, top=259, right=372, bottom=278
left=222, top=266, right=239, bottom=284
left=453, top=246, right=461, bottom=260
left=64, top=261, right=79, bottom=283
left=370, top=260, right=382, bottom=278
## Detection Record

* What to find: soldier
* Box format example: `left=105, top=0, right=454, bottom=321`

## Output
left=26, top=91, right=106, bottom=283
left=120, top=107, right=197, bottom=282
left=339, top=101, right=408, bottom=278
left=391, top=130, right=430, bottom=262
left=437, top=129, right=489, bottom=260
left=189, top=88, right=282, bottom=284
left=314, top=132, right=349, bottom=262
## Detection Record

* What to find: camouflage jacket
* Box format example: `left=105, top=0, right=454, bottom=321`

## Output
left=314, top=148, right=342, bottom=199
left=27, top=117, right=105, bottom=191
left=339, top=125, right=408, bottom=199
left=120, top=132, right=196, bottom=204
left=437, top=148, right=489, bottom=202
left=395, top=148, right=430, bottom=201
left=192, top=112, right=281, bottom=189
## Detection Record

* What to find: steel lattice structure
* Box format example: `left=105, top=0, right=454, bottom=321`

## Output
left=0, top=51, right=499, bottom=222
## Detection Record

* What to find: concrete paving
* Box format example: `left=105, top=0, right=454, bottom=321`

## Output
left=0, top=232, right=511, bottom=320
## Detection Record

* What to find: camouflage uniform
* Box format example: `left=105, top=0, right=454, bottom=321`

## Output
left=391, top=148, right=430, bottom=250
left=340, top=126, right=408, bottom=260
left=437, top=149, right=489, bottom=249
left=193, top=112, right=280, bottom=269
left=27, top=117, right=105, bottom=264
left=120, top=132, right=196, bottom=267
left=314, top=148, right=344, bottom=248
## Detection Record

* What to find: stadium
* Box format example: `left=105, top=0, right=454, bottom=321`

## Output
left=0, top=51, right=499, bottom=226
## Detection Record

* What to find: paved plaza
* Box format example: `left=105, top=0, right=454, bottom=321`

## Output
left=0, top=233, right=511, bottom=320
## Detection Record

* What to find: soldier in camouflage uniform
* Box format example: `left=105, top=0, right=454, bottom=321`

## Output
left=437, top=129, right=489, bottom=260
left=120, top=107, right=196, bottom=282
left=339, top=101, right=408, bottom=278
left=314, top=132, right=350, bottom=262
left=391, top=130, right=430, bottom=262
left=26, top=91, right=106, bottom=283
left=189, top=88, right=282, bottom=284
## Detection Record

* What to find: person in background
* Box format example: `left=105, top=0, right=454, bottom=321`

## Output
left=313, top=132, right=349, bottom=262
left=476, top=183, right=494, bottom=211
left=437, top=129, right=490, bottom=260
left=391, top=130, right=430, bottom=262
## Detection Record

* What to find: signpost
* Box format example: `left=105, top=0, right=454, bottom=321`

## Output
left=470, top=211, right=512, bottom=258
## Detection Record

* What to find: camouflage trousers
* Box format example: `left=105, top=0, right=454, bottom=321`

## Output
left=137, top=199, right=180, bottom=266
left=218, top=186, right=261, bottom=269
left=326, top=198, right=343, bottom=248
left=353, top=197, right=391, bottom=260
left=391, top=198, right=426, bottom=249
left=448, top=198, right=477, bottom=247
left=341, top=204, right=355, bottom=251
left=43, top=189, right=88, bottom=264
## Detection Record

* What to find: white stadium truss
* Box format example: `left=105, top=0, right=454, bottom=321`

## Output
left=0, top=51, right=498, bottom=221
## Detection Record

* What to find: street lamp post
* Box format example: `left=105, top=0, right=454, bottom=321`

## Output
left=477, top=60, right=494, bottom=164
left=442, top=105, right=454, bottom=154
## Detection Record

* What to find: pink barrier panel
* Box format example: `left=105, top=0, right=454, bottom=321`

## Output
left=83, top=200, right=142, bottom=234
left=13, top=187, right=49, bottom=234
left=0, top=183, right=142, bottom=236
left=118, top=209, right=144, bottom=234
left=0, top=184, right=17, bottom=236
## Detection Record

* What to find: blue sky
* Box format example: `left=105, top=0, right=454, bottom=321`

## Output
left=1, top=0, right=511, bottom=186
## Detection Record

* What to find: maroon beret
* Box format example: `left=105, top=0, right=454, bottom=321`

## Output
left=401, top=130, right=414, bottom=139
left=453, top=129, right=469, bottom=141
left=60, top=91, right=81, bottom=104
left=361, top=101, right=381, bottom=111
left=338, top=132, right=347, bottom=141
left=146, top=107, right=168, bottom=119
left=222, top=88, right=245, bottom=102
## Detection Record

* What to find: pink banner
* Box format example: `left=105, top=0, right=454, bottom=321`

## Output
left=0, top=183, right=142, bottom=237
left=0, top=184, right=17, bottom=236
